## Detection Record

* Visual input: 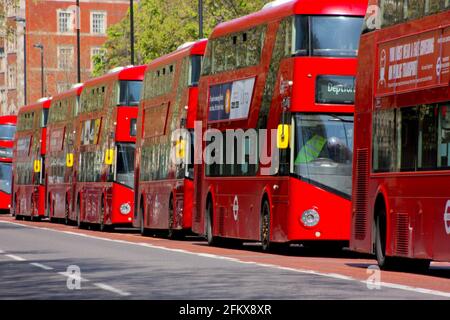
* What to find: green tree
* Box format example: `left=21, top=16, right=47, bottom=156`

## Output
left=93, top=0, right=270, bottom=76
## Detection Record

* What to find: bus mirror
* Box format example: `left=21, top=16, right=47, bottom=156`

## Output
left=33, top=159, right=41, bottom=173
left=105, top=149, right=114, bottom=165
left=175, top=139, right=186, bottom=160
left=66, top=153, right=74, bottom=168
left=277, top=124, right=290, bottom=149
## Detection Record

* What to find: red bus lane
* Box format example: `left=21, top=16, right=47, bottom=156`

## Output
left=2, top=215, right=449, bottom=296
left=193, top=0, right=366, bottom=251
left=351, top=1, right=450, bottom=269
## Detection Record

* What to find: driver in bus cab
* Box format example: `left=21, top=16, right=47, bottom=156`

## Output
left=294, top=130, right=350, bottom=165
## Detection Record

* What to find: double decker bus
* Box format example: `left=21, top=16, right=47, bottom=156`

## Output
left=45, top=84, right=83, bottom=223
left=351, top=0, right=450, bottom=269
left=133, top=39, right=207, bottom=238
left=0, top=115, right=17, bottom=213
left=193, top=0, right=366, bottom=250
left=73, top=65, right=146, bottom=230
left=13, top=98, right=51, bottom=221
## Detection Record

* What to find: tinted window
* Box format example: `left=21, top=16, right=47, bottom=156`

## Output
left=0, top=124, right=16, bottom=140
left=0, top=162, right=12, bottom=194
left=119, top=81, right=143, bottom=106
left=310, top=16, right=363, bottom=57
left=189, top=55, right=202, bottom=86
left=115, top=143, right=135, bottom=188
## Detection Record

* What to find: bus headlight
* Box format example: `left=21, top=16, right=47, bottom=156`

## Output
left=300, top=209, right=320, bottom=227
left=120, top=203, right=131, bottom=215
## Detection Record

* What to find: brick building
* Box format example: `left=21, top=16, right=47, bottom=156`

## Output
left=0, top=0, right=130, bottom=115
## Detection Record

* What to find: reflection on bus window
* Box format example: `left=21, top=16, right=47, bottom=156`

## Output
left=0, top=125, right=16, bottom=141
left=115, top=143, right=135, bottom=188
left=0, top=163, right=12, bottom=194
left=118, top=81, right=143, bottom=106
left=293, top=114, right=354, bottom=197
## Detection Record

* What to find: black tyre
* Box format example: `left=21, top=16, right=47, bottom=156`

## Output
left=64, top=199, right=70, bottom=225
left=205, top=199, right=219, bottom=246
left=261, top=200, right=271, bottom=252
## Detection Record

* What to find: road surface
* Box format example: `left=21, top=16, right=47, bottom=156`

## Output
left=0, top=216, right=449, bottom=299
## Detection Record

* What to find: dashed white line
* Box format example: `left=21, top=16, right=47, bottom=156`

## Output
left=30, top=262, right=54, bottom=270
left=94, top=283, right=131, bottom=297
left=5, top=254, right=26, bottom=261
left=1, top=219, right=450, bottom=298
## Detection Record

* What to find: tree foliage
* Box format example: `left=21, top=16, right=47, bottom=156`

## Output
left=93, top=0, right=270, bottom=76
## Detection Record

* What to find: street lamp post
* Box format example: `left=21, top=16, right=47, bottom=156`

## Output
left=14, top=17, right=26, bottom=105
left=33, top=43, right=44, bottom=98
left=130, top=0, right=135, bottom=65
left=199, top=0, right=203, bottom=39
left=76, top=0, right=81, bottom=83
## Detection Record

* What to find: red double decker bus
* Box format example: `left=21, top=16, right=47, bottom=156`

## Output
left=45, top=84, right=83, bottom=223
left=73, top=65, right=146, bottom=230
left=13, top=98, right=51, bottom=221
left=133, top=40, right=207, bottom=238
left=351, top=0, right=450, bottom=269
left=193, top=0, right=366, bottom=250
left=0, top=115, right=17, bottom=212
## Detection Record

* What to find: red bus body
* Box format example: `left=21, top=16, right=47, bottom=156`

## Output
left=71, top=66, right=146, bottom=228
left=133, top=40, right=207, bottom=236
left=45, top=85, right=83, bottom=222
left=13, top=99, right=51, bottom=220
left=0, top=115, right=17, bottom=211
left=351, top=2, right=450, bottom=265
left=193, top=0, right=366, bottom=248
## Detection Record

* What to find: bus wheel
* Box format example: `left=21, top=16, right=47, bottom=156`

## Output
left=375, top=207, right=397, bottom=270
left=99, top=196, right=106, bottom=232
left=140, top=203, right=148, bottom=236
left=64, top=199, right=69, bottom=225
left=261, top=200, right=272, bottom=252
left=76, top=197, right=82, bottom=229
left=206, top=198, right=219, bottom=246
left=168, top=196, right=183, bottom=240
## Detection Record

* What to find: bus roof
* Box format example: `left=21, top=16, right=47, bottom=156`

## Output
left=0, top=115, right=17, bottom=126
left=51, top=84, right=84, bottom=103
left=145, top=39, right=208, bottom=71
left=82, top=65, right=147, bottom=88
left=211, top=0, right=367, bottom=38
left=18, top=98, right=51, bottom=114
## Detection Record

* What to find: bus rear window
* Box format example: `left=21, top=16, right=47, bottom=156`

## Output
left=118, top=81, right=143, bottom=106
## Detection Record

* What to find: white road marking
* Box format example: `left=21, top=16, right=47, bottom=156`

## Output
left=94, top=283, right=131, bottom=297
left=30, top=262, right=54, bottom=270
left=1, top=220, right=450, bottom=298
left=0, top=250, right=4, bottom=254
left=5, top=254, right=26, bottom=261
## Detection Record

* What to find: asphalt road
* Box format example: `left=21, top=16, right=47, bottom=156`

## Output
left=0, top=218, right=448, bottom=300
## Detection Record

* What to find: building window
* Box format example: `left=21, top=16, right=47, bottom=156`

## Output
left=0, top=90, right=6, bottom=111
left=91, top=12, right=106, bottom=35
left=90, top=47, right=106, bottom=70
left=57, top=82, right=72, bottom=93
left=58, top=10, right=73, bottom=33
left=58, top=46, right=74, bottom=70
left=6, top=30, right=16, bottom=53
left=7, top=64, right=16, bottom=89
